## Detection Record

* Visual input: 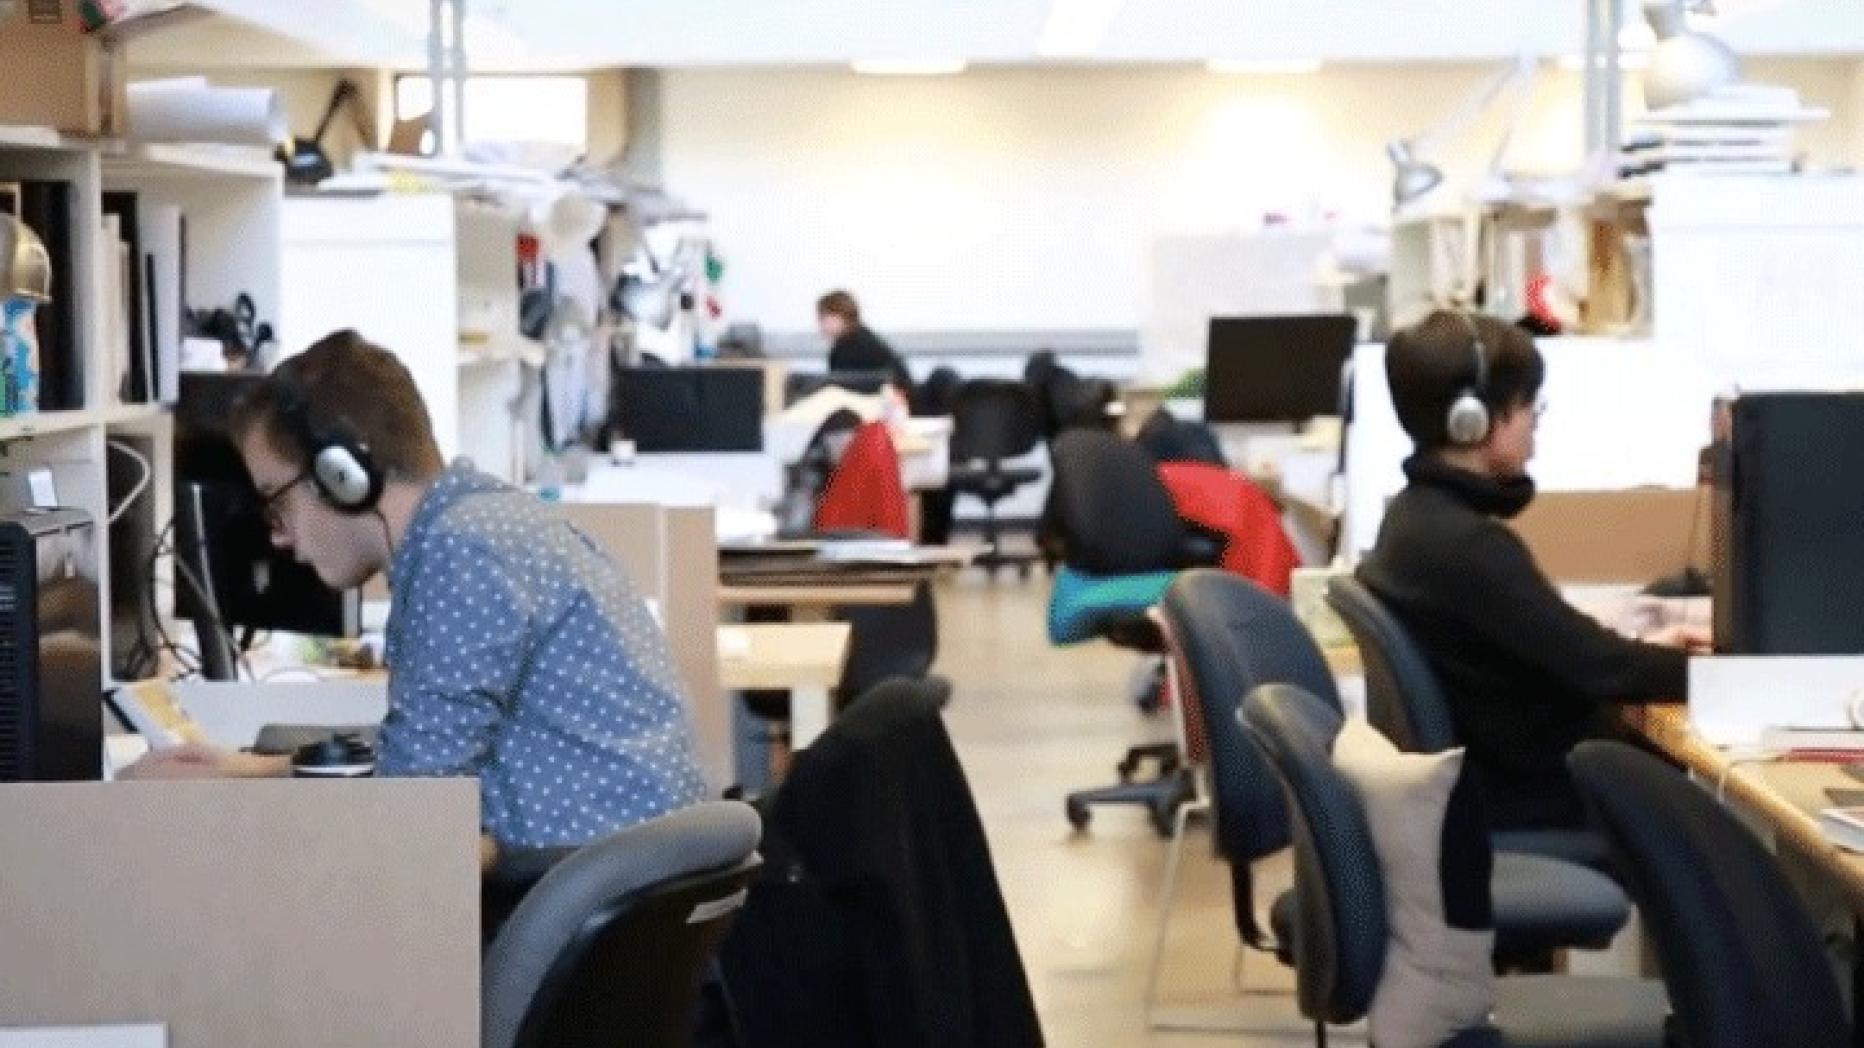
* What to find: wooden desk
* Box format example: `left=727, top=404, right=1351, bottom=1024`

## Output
left=718, top=583, right=917, bottom=616
left=719, top=622, right=852, bottom=748
left=1623, top=703, right=1864, bottom=911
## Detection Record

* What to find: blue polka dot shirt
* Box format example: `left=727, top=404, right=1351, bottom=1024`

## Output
left=378, top=462, right=708, bottom=849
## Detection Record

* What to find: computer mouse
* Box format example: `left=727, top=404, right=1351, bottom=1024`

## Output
left=290, top=732, right=376, bottom=778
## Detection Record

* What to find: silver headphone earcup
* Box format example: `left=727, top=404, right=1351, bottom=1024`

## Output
left=313, top=445, right=373, bottom=508
left=1445, top=392, right=1490, bottom=445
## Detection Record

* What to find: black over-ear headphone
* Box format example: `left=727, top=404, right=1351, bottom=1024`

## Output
left=271, top=372, right=384, bottom=513
left=1443, top=311, right=1492, bottom=446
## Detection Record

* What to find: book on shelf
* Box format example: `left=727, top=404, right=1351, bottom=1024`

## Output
left=1819, top=806, right=1864, bottom=853
left=102, top=192, right=152, bottom=404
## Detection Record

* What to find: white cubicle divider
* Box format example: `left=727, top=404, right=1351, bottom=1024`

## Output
left=1343, top=337, right=1715, bottom=561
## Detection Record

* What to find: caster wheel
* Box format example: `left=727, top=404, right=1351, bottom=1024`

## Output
left=1065, top=799, right=1092, bottom=830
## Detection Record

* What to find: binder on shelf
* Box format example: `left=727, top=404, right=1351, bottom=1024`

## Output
left=101, top=192, right=152, bottom=404
left=15, top=181, right=80, bottom=411
left=143, top=204, right=183, bottom=405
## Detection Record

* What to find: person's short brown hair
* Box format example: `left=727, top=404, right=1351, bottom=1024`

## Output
left=816, top=289, right=860, bottom=323
left=1386, top=310, right=1545, bottom=449
left=229, top=329, right=445, bottom=482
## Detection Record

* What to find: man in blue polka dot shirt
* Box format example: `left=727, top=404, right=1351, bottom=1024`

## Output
left=122, top=331, right=709, bottom=854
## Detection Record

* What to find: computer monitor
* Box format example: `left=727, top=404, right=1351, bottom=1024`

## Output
left=610, top=366, right=764, bottom=452
left=174, top=373, right=360, bottom=674
left=1711, top=392, right=1864, bottom=654
left=785, top=369, right=894, bottom=404
left=1204, top=314, right=1357, bottom=424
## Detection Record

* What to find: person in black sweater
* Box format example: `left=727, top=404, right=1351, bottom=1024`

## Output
left=817, top=289, right=914, bottom=395
left=1357, top=310, right=1708, bottom=831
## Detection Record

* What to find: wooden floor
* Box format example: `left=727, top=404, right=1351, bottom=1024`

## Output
left=932, top=572, right=1312, bottom=1047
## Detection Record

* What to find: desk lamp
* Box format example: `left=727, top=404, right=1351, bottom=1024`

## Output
left=1642, top=0, right=1741, bottom=109
left=1386, top=53, right=1540, bottom=210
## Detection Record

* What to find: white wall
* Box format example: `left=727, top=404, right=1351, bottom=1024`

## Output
left=660, top=59, right=1864, bottom=337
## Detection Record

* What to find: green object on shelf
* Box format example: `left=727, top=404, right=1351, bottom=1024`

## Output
left=1160, top=368, right=1205, bottom=401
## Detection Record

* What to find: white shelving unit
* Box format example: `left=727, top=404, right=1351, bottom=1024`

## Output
left=0, top=126, right=283, bottom=680
left=280, top=192, right=532, bottom=483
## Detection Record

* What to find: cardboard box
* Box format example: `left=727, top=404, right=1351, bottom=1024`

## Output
left=1508, top=486, right=1708, bottom=585
left=0, top=1, right=126, bottom=135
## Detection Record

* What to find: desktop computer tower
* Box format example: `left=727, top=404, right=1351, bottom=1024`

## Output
left=0, top=508, right=103, bottom=781
left=1712, top=392, right=1864, bottom=655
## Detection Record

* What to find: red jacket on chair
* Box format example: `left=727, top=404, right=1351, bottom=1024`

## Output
left=814, top=421, right=911, bottom=538
left=1157, top=461, right=1299, bottom=596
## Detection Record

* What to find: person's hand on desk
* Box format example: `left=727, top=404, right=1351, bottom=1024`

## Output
left=116, top=742, right=291, bottom=780
left=1643, top=622, right=1713, bottom=655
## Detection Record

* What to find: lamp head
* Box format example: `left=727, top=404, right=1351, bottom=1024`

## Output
left=1387, top=141, right=1444, bottom=208
left=1642, top=0, right=1741, bottom=109
left=0, top=214, right=50, bottom=303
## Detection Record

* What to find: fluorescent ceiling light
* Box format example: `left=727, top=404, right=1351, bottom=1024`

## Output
left=1038, top=0, right=1127, bottom=57
left=851, top=58, right=967, bottom=76
left=1207, top=59, right=1323, bottom=75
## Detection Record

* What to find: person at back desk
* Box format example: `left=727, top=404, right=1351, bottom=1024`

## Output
left=818, top=288, right=914, bottom=395
left=1356, top=311, right=1709, bottom=833
left=121, top=330, right=708, bottom=861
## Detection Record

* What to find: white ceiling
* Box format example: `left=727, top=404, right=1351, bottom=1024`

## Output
left=135, top=0, right=1864, bottom=72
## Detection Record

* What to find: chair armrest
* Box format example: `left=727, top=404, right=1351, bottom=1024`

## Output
left=485, top=844, right=581, bottom=892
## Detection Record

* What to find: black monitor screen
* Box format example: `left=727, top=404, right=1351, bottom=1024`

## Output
left=174, top=372, right=359, bottom=640
left=1204, top=314, right=1357, bottom=424
left=611, top=366, right=763, bottom=452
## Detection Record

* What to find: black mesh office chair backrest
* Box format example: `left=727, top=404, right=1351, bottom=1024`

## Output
left=1047, top=428, right=1186, bottom=575
left=950, top=379, right=1044, bottom=465
left=1569, top=742, right=1850, bottom=1048
left=1326, top=577, right=1458, bottom=753
left=483, top=802, right=763, bottom=1048
left=1136, top=409, right=1227, bottom=467
left=1241, top=683, right=1387, bottom=1026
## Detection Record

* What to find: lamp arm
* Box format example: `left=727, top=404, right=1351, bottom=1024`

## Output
left=1405, top=52, right=1540, bottom=156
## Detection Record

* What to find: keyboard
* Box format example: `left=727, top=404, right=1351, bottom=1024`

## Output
left=250, top=723, right=380, bottom=756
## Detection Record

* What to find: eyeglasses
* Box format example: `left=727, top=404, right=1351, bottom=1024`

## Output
left=256, top=469, right=311, bottom=532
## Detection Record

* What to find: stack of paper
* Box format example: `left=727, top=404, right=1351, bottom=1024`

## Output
left=1623, top=84, right=1828, bottom=177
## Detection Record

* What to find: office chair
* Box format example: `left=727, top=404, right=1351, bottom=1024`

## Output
left=948, top=379, right=1045, bottom=578
left=1145, top=570, right=1336, bottom=1031
left=481, top=801, right=763, bottom=1048
left=1152, top=572, right=1632, bottom=1014
left=1025, top=350, right=1120, bottom=440
left=1047, top=429, right=1224, bottom=836
left=1569, top=741, right=1851, bottom=1048
left=1326, top=577, right=1615, bottom=874
left=1242, top=684, right=1670, bottom=1048
left=719, top=678, right=1043, bottom=1047
left=1135, top=409, right=1227, bottom=468
left=835, top=580, right=939, bottom=702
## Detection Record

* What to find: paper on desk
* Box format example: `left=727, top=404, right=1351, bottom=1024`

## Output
left=0, top=1025, right=165, bottom=1047
left=1688, top=656, right=1864, bottom=748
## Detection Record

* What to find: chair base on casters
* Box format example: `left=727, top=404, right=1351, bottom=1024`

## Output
left=1065, top=767, right=1194, bottom=837
left=1119, top=741, right=1179, bottom=781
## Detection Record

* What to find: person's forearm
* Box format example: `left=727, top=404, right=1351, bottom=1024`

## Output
left=230, top=752, right=292, bottom=778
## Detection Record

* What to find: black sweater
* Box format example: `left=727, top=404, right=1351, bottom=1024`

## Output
left=1357, top=456, right=1688, bottom=830
left=828, top=324, right=914, bottom=394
